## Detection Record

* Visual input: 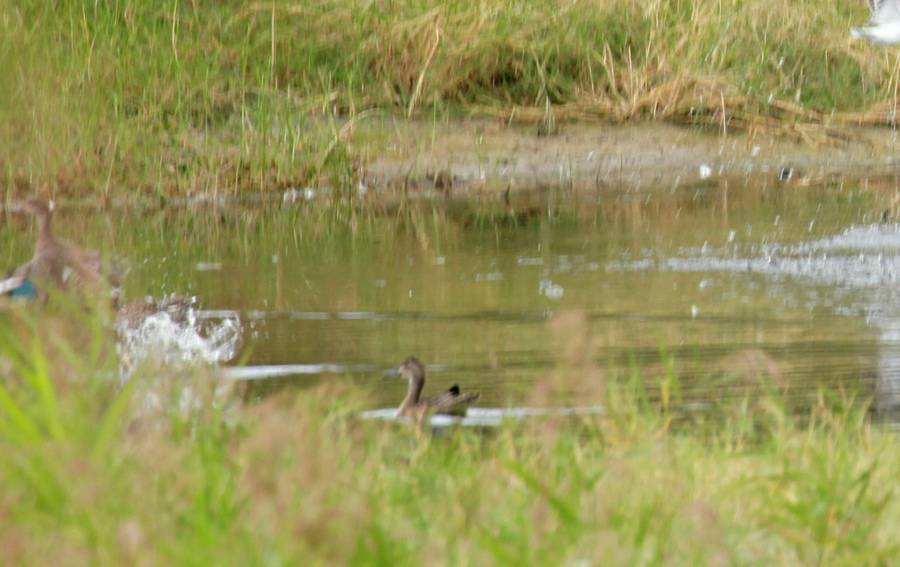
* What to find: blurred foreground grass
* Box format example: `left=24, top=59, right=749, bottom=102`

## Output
left=0, top=303, right=897, bottom=566
left=0, top=0, right=891, bottom=198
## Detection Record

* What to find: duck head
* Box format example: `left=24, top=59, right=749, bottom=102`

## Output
left=383, top=357, right=426, bottom=382
left=22, top=197, right=52, bottom=216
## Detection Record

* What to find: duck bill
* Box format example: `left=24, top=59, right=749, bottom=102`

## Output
left=382, top=365, right=402, bottom=378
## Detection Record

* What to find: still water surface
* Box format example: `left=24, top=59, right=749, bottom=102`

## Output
left=4, top=180, right=897, bottom=418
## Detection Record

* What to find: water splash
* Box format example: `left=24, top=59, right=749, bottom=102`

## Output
left=117, top=306, right=242, bottom=381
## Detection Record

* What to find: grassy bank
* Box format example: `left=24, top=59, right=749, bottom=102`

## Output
left=0, top=0, right=890, bottom=198
left=0, top=305, right=896, bottom=566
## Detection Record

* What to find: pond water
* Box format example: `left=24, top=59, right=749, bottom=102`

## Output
left=4, top=177, right=898, bottom=420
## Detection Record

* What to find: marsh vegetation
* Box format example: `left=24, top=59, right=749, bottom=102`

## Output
left=1, top=188, right=898, bottom=564
left=3, top=1, right=900, bottom=565
left=1, top=0, right=895, bottom=197
left=0, top=303, right=896, bottom=565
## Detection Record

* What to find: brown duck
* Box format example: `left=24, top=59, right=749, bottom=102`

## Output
left=384, top=357, right=480, bottom=418
left=116, top=294, right=195, bottom=331
left=15, top=197, right=120, bottom=302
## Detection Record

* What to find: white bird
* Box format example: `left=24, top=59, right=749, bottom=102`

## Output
left=851, top=0, right=900, bottom=44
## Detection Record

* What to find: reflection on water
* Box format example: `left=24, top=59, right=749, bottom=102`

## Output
left=2, top=181, right=895, bottom=420
left=359, top=406, right=607, bottom=427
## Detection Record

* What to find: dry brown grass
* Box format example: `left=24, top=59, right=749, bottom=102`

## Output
left=2, top=0, right=898, bottom=197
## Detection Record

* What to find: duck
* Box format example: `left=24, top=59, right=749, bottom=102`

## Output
left=851, top=0, right=900, bottom=44
left=384, top=357, right=480, bottom=418
left=12, top=196, right=120, bottom=303
left=2, top=259, right=194, bottom=333
left=116, top=294, right=195, bottom=332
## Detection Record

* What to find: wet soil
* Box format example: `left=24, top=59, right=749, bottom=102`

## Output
left=360, top=118, right=900, bottom=194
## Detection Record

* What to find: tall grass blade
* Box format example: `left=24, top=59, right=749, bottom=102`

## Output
left=90, top=376, right=136, bottom=462
left=26, top=339, right=65, bottom=443
left=505, top=459, right=581, bottom=528
left=0, top=382, right=42, bottom=445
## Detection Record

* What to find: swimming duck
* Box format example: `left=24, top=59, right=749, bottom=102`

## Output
left=851, top=0, right=900, bottom=44
left=13, top=197, right=120, bottom=302
left=384, top=357, right=480, bottom=418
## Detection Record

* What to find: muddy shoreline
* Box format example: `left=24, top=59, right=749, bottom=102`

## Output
left=361, top=119, right=900, bottom=194
left=11, top=120, right=900, bottom=207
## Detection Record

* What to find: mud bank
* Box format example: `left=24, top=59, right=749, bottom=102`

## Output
left=360, top=118, right=900, bottom=194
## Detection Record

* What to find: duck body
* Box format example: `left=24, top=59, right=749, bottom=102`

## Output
left=852, top=0, right=900, bottom=44
left=8, top=277, right=37, bottom=298
left=16, top=197, right=120, bottom=303
left=384, top=357, right=480, bottom=419
left=117, top=295, right=195, bottom=332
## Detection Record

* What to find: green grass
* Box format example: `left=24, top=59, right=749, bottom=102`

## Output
left=0, top=0, right=893, bottom=199
left=0, top=304, right=897, bottom=566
